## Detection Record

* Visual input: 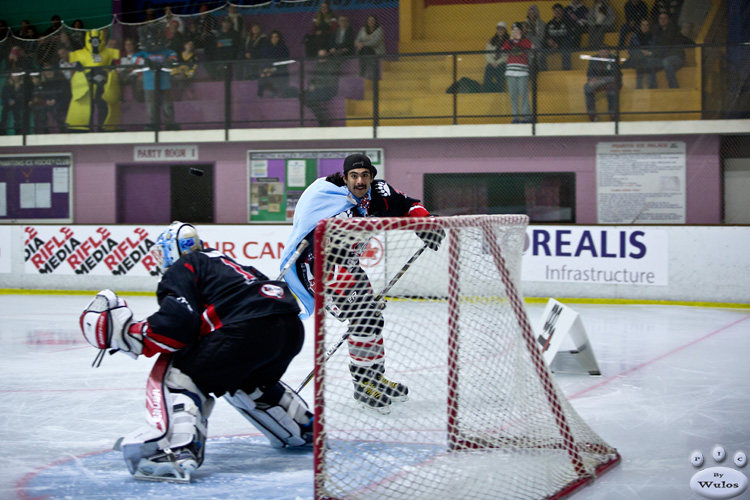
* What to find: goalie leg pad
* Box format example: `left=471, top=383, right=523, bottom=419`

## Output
left=119, top=365, right=214, bottom=482
left=224, top=382, right=312, bottom=449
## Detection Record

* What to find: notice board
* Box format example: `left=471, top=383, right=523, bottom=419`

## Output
left=248, top=149, right=384, bottom=222
left=0, top=154, right=73, bottom=222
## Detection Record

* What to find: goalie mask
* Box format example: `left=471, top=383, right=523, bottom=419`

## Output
left=152, top=221, right=202, bottom=272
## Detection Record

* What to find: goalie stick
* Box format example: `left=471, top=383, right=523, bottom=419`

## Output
left=295, top=243, right=429, bottom=393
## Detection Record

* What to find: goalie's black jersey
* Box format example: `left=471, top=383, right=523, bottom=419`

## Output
left=156, top=248, right=300, bottom=337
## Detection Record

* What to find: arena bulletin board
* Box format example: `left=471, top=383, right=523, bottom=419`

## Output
left=247, top=149, right=384, bottom=222
left=0, top=154, right=73, bottom=223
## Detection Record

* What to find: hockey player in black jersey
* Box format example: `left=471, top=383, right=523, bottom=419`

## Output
left=280, top=154, right=444, bottom=414
left=80, top=221, right=313, bottom=483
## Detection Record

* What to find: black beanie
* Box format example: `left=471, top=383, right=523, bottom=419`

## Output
left=343, top=154, right=377, bottom=177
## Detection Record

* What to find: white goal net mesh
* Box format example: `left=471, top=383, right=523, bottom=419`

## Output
left=312, top=214, right=619, bottom=500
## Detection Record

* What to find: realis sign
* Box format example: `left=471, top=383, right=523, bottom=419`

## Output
left=521, top=227, right=669, bottom=286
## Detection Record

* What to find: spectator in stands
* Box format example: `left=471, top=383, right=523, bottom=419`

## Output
left=0, top=74, right=25, bottom=135
left=242, top=22, right=267, bottom=80
left=211, top=17, right=242, bottom=80
left=525, top=5, right=547, bottom=52
left=329, top=15, right=355, bottom=59
left=544, top=3, right=576, bottom=70
left=118, top=38, right=144, bottom=102
left=14, top=20, right=30, bottom=38
left=29, top=69, right=70, bottom=133
left=21, top=24, right=39, bottom=40
left=647, top=12, right=690, bottom=89
left=564, top=0, right=588, bottom=48
left=227, top=4, right=245, bottom=37
left=29, top=73, right=45, bottom=133
left=166, top=18, right=186, bottom=54
left=586, top=0, right=616, bottom=49
left=37, top=16, right=63, bottom=64
left=172, top=40, right=198, bottom=100
left=258, top=30, right=291, bottom=98
left=678, top=0, right=709, bottom=40
left=135, top=24, right=179, bottom=130
left=303, top=48, right=340, bottom=126
left=503, top=22, right=533, bottom=123
left=185, top=21, right=201, bottom=52
left=483, top=22, right=509, bottom=93
left=355, top=14, right=386, bottom=81
left=305, top=1, right=337, bottom=57
left=214, top=17, right=242, bottom=60
left=69, top=20, right=86, bottom=51
left=144, top=8, right=158, bottom=22
left=164, top=5, right=185, bottom=34
left=618, top=0, right=649, bottom=48
left=43, top=15, right=63, bottom=37
left=627, top=18, right=654, bottom=88
left=194, top=5, right=218, bottom=55
left=584, top=46, right=620, bottom=121
left=57, top=47, right=75, bottom=80
left=58, top=30, right=73, bottom=51
left=9, top=42, right=36, bottom=73
left=651, top=0, right=683, bottom=26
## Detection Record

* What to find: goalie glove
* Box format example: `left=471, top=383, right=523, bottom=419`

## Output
left=416, top=227, right=446, bottom=252
left=79, top=289, right=145, bottom=366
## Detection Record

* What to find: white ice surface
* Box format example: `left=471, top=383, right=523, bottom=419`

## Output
left=1, top=294, right=748, bottom=499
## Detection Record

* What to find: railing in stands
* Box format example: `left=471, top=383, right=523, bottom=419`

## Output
left=0, top=42, right=747, bottom=138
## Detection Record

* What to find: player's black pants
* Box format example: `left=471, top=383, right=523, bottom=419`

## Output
left=173, top=312, right=304, bottom=398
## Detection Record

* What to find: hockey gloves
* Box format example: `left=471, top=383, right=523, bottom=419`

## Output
left=80, top=289, right=144, bottom=364
left=416, top=228, right=446, bottom=251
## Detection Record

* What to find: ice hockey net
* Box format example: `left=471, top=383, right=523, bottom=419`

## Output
left=312, top=215, right=620, bottom=500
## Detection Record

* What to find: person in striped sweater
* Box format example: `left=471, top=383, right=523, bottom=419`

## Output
left=503, top=22, right=534, bottom=123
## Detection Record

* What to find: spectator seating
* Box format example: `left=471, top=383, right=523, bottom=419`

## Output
left=118, top=61, right=364, bottom=130
left=345, top=1, right=708, bottom=126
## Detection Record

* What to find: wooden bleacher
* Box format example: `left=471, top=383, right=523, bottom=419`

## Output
left=346, top=1, right=712, bottom=126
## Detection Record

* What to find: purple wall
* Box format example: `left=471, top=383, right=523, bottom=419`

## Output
left=4, top=134, right=721, bottom=224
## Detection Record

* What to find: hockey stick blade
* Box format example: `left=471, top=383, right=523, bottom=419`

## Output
left=295, top=243, right=429, bottom=393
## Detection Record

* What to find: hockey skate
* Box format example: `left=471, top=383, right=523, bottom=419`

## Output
left=353, top=380, right=392, bottom=414
left=131, top=446, right=199, bottom=483
left=350, top=364, right=409, bottom=414
left=116, top=434, right=201, bottom=484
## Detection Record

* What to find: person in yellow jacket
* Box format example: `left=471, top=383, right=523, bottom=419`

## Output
left=67, top=29, right=120, bottom=132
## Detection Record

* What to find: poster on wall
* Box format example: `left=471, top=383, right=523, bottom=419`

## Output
left=23, top=225, right=293, bottom=279
left=247, top=149, right=384, bottom=223
left=596, top=141, right=686, bottom=224
left=0, top=154, right=73, bottom=222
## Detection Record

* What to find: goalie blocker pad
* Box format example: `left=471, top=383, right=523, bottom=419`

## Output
left=224, top=381, right=313, bottom=449
left=119, top=354, right=215, bottom=483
